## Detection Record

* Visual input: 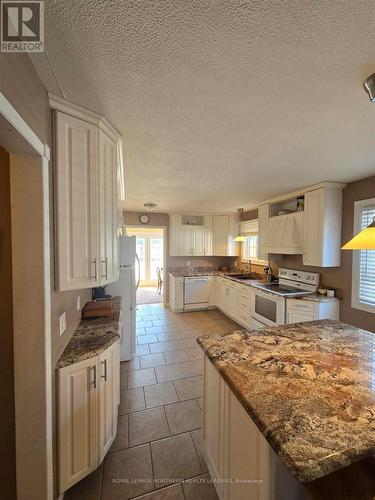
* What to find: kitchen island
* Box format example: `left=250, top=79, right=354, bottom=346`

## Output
left=197, top=319, right=375, bottom=500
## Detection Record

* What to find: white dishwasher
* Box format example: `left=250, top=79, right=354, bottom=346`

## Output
left=184, top=276, right=210, bottom=310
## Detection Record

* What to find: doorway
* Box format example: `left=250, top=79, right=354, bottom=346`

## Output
left=126, top=227, right=165, bottom=305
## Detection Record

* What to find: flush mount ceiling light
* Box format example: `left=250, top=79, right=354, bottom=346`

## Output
left=234, top=208, right=245, bottom=242
left=364, top=73, right=375, bottom=103
left=143, top=202, right=157, bottom=211
left=342, top=217, right=375, bottom=250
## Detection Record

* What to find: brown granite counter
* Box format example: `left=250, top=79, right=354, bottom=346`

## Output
left=294, top=293, right=339, bottom=303
left=57, top=297, right=122, bottom=369
left=196, top=320, right=375, bottom=483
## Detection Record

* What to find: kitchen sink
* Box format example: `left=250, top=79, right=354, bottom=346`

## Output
left=228, top=274, right=254, bottom=280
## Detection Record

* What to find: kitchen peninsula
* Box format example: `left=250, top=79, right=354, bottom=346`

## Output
left=197, top=319, right=375, bottom=500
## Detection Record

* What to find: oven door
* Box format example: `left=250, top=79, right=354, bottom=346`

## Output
left=252, top=289, right=285, bottom=326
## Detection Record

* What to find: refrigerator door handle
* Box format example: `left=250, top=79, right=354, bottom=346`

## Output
left=135, top=253, right=141, bottom=290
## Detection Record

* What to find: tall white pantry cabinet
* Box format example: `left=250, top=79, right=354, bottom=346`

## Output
left=50, top=95, right=123, bottom=291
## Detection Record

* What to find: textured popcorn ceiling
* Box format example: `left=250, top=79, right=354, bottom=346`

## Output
left=43, top=0, right=375, bottom=212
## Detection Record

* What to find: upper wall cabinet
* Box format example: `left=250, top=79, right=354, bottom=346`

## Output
left=51, top=95, right=124, bottom=291
left=257, top=183, right=345, bottom=267
left=303, top=186, right=343, bottom=267
left=169, top=214, right=239, bottom=257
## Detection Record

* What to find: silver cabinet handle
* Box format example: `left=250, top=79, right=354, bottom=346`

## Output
left=91, top=366, right=97, bottom=389
left=92, top=258, right=97, bottom=280
left=101, top=257, right=108, bottom=279
left=101, top=359, right=107, bottom=381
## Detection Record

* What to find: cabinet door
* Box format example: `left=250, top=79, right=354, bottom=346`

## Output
left=204, top=216, right=213, bottom=255
left=58, top=358, right=98, bottom=493
left=55, top=112, right=99, bottom=290
left=112, top=340, right=120, bottom=437
left=203, top=357, right=226, bottom=499
left=194, top=225, right=205, bottom=255
left=213, top=215, right=229, bottom=256
left=98, top=345, right=115, bottom=461
left=170, top=215, right=182, bottom=256
left=181, top=225, right=195, bottom=255
left=227, top=391, right=269, bottom=500
left=286, top=311, right=315, bottom=324
left=303, top=189, right=323, bottom=266
left=258, top=204, right=269, bottom=261
left=99, top=131, right=119, bottom=285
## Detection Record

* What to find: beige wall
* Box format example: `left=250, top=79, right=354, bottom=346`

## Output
left=1, top=53, right=90, bottom=498
left=0, top=146, right=16, bottom=499
left=243, top=176, right=375, bottom=332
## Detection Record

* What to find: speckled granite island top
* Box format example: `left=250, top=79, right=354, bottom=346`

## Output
left=57, top=297, right=121, bottom=369
left=197, top=320, right=375, bottom=483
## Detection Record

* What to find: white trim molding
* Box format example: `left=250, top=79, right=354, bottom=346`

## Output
left=1, top=91, right=53, bottom=500
left=351, top=197, right=375, bottom=314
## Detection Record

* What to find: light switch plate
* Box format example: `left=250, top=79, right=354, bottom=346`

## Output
left=76, top=295, right=81, bottom=311
left=59, top=312, right=66, bottom=336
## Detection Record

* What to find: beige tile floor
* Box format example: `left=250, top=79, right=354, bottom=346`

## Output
left=65, top=303, right=241, bottom=500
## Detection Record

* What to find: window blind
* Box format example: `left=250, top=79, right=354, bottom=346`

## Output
left=359, top=206, right=375, bottom=306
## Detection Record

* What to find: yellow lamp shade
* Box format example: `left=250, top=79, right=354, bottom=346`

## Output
left=342, top=221, right=375, bottom=250
left=234, top=235, right=245, bottom=242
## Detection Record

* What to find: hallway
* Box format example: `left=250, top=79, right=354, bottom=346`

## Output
left=65, top=303, right=241, bottom=499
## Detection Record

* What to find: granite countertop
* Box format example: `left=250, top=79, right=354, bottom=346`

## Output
left=197, top=320, right=375, bottom=483
left=57, top=297, right=122, bottom=369
left=168, top=269, right=239, bottom=277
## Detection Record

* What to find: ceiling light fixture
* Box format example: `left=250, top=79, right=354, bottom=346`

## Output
left=364, top=73, right=375, bottom=103
left=143, top=202, right=157, bottom=211
left=342, top=217, right=375, bottom=250
left=234, top=208, right=245, bottom=242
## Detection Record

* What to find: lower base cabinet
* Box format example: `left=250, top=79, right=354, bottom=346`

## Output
left=203, top=356, right=304, bottom=500
left=58, top=340, right=120, bottom=494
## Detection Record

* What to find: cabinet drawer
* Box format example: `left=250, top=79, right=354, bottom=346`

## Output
left=287, top=299, right=317, bottom=312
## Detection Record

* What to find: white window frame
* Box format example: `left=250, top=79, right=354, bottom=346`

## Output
left=351, top=197, right=375, bottom=314
left=239, top=219, right=267, bottom=265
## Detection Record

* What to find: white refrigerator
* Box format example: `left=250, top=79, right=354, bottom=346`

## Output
left=107, top=236, right=139, bottom=361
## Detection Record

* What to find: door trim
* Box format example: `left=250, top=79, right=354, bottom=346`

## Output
left=1, top=92, right=53, bottom=500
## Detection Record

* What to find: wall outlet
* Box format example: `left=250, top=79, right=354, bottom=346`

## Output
left=76, top=295, right=81, bottom=311
left=59, top=312, right=66, bottom=336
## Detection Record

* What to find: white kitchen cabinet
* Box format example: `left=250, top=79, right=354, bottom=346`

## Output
left=204, top=216, right=213, bottom=255
left=51, top=97, right=123, bottom=292
left=208, top=275, right=217, bottom=307
left=212, top=215, right=228, bottom=256
left=181, top=224, right=205, bottom=256
left=55, top=112, right=99, bottom=290
left=303, top=187, right=343, bottom=267
left=169, top=274, right=184, bottom=311
left=286, top=298, right=339, bottom=324
left=264, top=212, right=304, bottom=255
left=203, top=356, right=270, bottom=500
left=58, top=341, right=120, bottom=494
left=98, top=345, right=115, bottom=461
left=169, top=215, right=182, bottom=256
left=99, top=130, right=119, bottom=285
left=258, top=204, right=269, bottom=261
left=213, top=215, right=239, bottom=256
left=58, top=357, right=98, bottom=493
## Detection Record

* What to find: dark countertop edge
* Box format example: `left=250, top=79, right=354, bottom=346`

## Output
left=195, top=331, right=369, bottom=484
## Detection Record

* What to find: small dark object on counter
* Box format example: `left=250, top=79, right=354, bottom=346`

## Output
left=82, top=298, right=114, bottom=319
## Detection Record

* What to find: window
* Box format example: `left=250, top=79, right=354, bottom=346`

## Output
left=239, top=219, right=266, bottom=264
left=242, top=233, right=259, bottom=261
left=352, top=198, right=375, bottom=313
